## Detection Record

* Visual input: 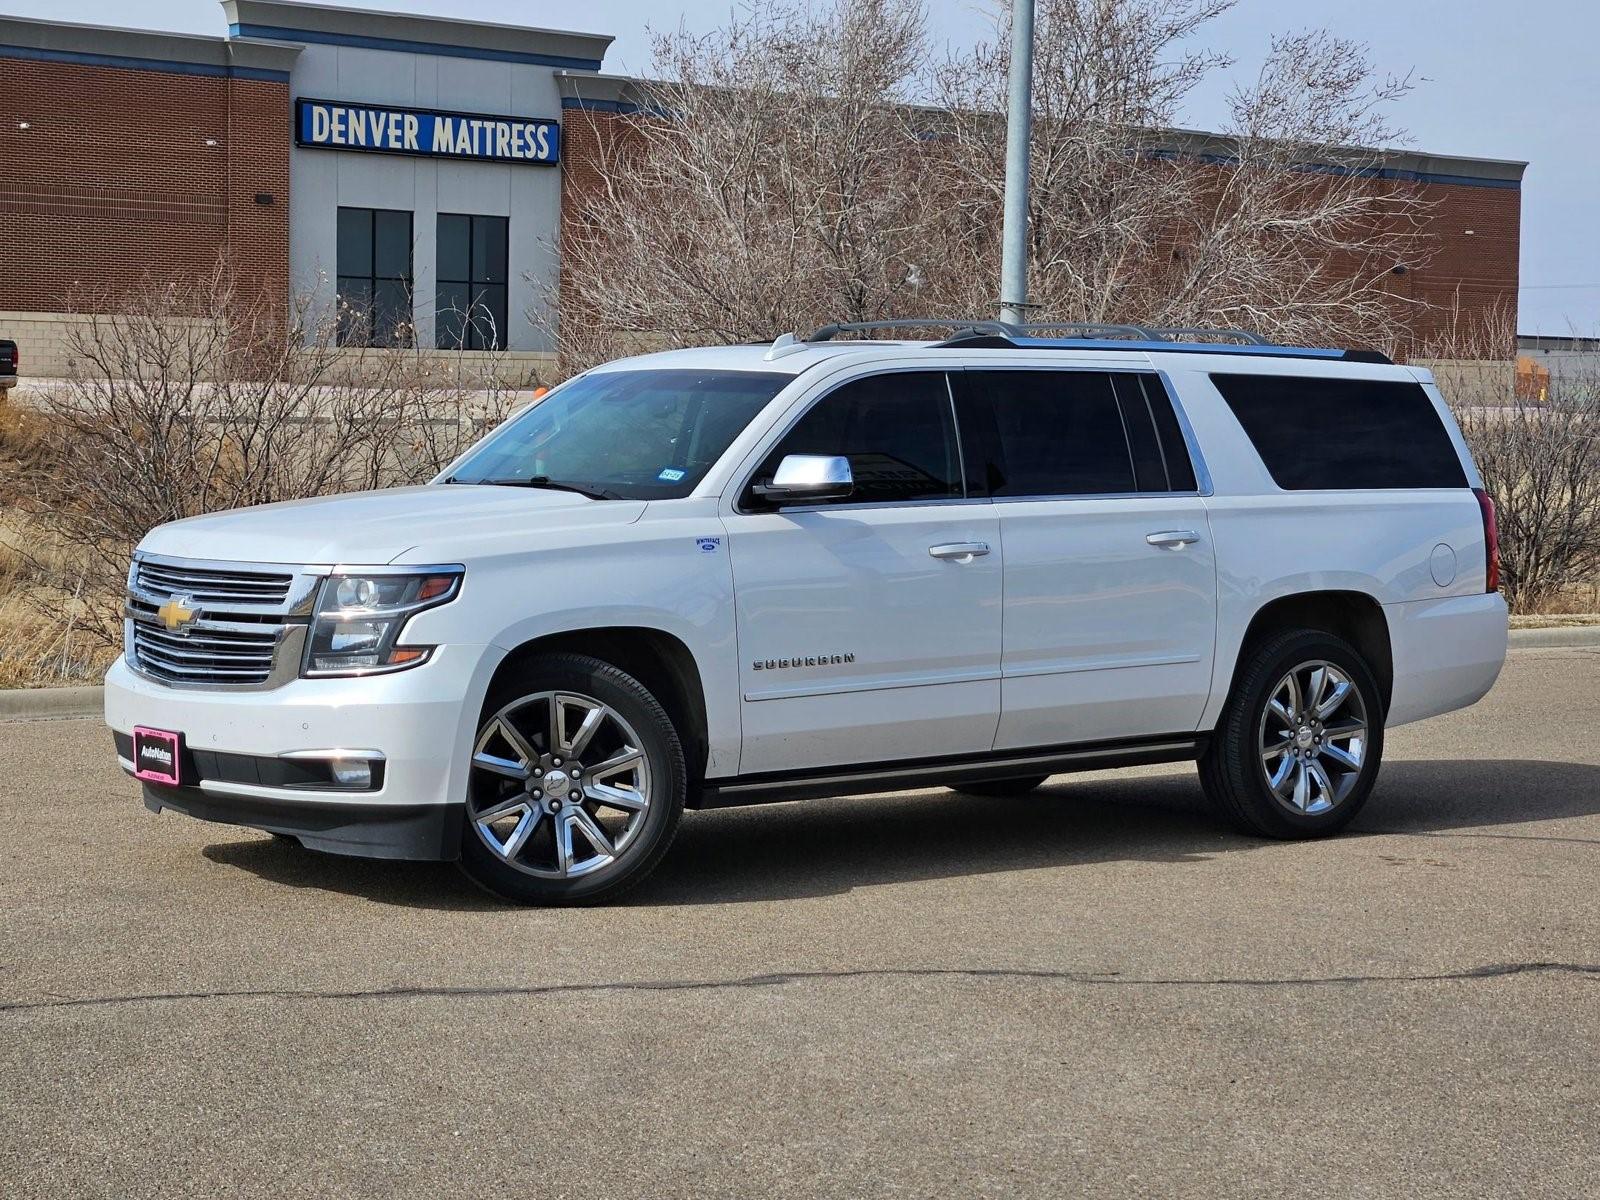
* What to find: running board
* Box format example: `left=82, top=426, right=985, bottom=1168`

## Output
left=694, top=734, right=1205, bottom=809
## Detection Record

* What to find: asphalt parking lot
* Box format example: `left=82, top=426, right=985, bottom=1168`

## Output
left=2, top=645, right=1597, bottom=1199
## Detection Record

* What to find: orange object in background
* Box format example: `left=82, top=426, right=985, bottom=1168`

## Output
left=1514, top=356, right=1549, bottom=401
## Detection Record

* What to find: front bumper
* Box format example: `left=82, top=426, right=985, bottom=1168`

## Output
left=105, top=643, right=502, bottom=860
left=135, top=779, right=461, bottom=859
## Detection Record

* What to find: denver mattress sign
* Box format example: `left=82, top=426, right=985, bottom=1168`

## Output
left=295, top=98, right=560, bottom=165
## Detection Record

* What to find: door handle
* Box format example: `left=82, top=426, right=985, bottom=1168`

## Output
left=929, top=542, right=991, bottom=562
left=1146, top=530, right=1200, bottom=549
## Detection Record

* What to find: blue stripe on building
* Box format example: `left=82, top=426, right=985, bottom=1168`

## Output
left=0, top=42, right=289, bottom=81
left=1150, top=148, right=1520, bottom=191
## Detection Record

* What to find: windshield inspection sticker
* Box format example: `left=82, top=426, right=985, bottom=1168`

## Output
left=657, top=467, right=687, bottom=482
left=696, top=537, right=721, bottom=554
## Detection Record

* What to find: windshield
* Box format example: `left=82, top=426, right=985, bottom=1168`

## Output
left=443, top=369, right=791, bottom=500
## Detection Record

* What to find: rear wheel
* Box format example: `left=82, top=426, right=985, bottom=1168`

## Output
left=1200, top=629, right=1384, bottom=838
left=458, top=653, right=685, bottom=905
left=946, top=775, right=1050, bottom=797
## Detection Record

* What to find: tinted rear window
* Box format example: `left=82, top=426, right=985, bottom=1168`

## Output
left=1211, top=374, right=1467, bottom=490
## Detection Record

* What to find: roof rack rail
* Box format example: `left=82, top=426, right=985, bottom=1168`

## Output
left=808, top=318, right=1016, bottom=342
left=1020, top=322, right=1157, bottom=340
left=1140, top=326, right=1270, bottom=346
left=1020, top=323, right=1269, bottom=345
left=805, top=318, right=1272, bottom=345
left=780, top=318, right=1388, bottom=363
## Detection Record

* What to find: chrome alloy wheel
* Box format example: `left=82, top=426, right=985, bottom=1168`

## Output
left=1257, top=660, right=1369, bottom=816
left=468, top=691, right=653, bottom=879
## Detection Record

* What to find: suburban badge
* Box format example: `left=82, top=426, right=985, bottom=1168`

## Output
left=752, top=652, right=856, bottom=671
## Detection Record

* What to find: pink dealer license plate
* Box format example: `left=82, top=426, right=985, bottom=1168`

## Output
left=131, top=726, right=184, bottom=786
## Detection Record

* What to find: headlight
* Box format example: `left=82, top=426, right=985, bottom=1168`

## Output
left=302, top=567, right=463, bottom=677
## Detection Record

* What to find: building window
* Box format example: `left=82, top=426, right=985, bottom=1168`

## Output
left=337, top=207, right=413, bottom=347
left=436, top=214, right=508, bottom=350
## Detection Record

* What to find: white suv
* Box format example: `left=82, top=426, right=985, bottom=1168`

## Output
left=106, top=321, right=1508, bottom=903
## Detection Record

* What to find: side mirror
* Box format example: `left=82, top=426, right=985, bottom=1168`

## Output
left=753, top=454, right=854, bottom=503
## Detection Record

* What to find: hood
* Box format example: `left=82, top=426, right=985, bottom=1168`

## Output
left=138, top=485, right=647, bottom=565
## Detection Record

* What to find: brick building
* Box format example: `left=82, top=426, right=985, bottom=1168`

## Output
left=0, top=1, right=1524, bottom=376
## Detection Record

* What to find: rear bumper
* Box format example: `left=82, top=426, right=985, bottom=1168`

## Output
left=1384, top=592, right=1508, bottom=726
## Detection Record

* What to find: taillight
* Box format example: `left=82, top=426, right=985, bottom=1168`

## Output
left=1473, top=487, right=1500, bottom=593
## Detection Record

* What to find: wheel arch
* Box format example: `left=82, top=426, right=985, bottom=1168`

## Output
left=486, top=626, right=711, bottom=784
left=1220, top=590, right=1394, bottom=721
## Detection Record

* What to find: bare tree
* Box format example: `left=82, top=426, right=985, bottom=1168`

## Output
left=547, top=0, right=947, bottom=370
left=553, top=0, right=1432, bottom=369
left=932, top=4, right=1430, bottom=346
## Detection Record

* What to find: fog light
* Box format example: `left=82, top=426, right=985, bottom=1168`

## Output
left=328, top=758, right=374, bottom=789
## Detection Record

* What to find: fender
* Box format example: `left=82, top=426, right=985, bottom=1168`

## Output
left=398, top=502, right=740, bottom=783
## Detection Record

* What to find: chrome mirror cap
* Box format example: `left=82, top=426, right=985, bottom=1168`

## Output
left=771, top=454, right=853, bottom=492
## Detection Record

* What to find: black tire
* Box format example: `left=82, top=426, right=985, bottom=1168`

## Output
left=946, top=774, right=1051, bottom=797
left=1200, top=628, right=1385, bottom=839
left=458, top=652, right=686, bottom=905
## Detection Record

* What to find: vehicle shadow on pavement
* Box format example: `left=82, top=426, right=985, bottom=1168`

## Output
left=200, top=842, right=506, bottom=910
left=638, top=757, right=1600, bottom=905
left=199, top=757, right=1600, bottom=908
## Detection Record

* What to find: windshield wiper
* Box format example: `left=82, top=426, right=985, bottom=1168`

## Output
left=452, top=475, right=622, bottom=501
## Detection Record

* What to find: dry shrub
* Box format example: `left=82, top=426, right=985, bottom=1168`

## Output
left=1, top=263, right=525, bottom=673
left=1452, top=389, right=1600, bottom=614
left=0, top=532, right=115, bottom=688
left=1422, top=312, right=1600, bottom=614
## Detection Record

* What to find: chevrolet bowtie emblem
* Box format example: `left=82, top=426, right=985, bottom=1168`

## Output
left=157, top=596, right=200, bottom=634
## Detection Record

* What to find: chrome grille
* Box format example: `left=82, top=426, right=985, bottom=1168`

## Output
left=126, top=554, right=315, bottom=689
left=129, top=607, right=281, bottom=685
left=134, top=559, right=294, bottom=605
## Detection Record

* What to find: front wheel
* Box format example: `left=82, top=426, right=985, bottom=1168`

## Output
left=458, top=653, right=686, bottom=905
left=1200, top=629, right=1384, bottom=839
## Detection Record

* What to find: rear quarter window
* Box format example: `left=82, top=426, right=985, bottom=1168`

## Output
left=1210, top=373, right=1467, bottom=490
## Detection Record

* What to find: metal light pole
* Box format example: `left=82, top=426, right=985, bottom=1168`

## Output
left=997, top=0, right=1036, bottom=327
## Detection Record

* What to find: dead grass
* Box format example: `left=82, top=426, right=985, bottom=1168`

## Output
left=0, top=514, right=118, bottom=689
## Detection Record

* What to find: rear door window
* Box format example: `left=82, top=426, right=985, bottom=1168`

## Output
left=964, top=370, right=1150, bottom=497
left=1211, top=373, right=1467, bottom=490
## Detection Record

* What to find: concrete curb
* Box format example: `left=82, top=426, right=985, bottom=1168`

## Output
left=1508, top=625, right=1600, bottom=649
left=0, top=625, right=1595, bottom=721
left=0, top=685, right=104, bottom=721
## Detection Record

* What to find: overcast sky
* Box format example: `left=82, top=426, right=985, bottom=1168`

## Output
left=10, top=0, right=1597, bottom=333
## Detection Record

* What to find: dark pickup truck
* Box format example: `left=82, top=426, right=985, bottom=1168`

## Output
left=0, top=339, right=16, bottom=392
